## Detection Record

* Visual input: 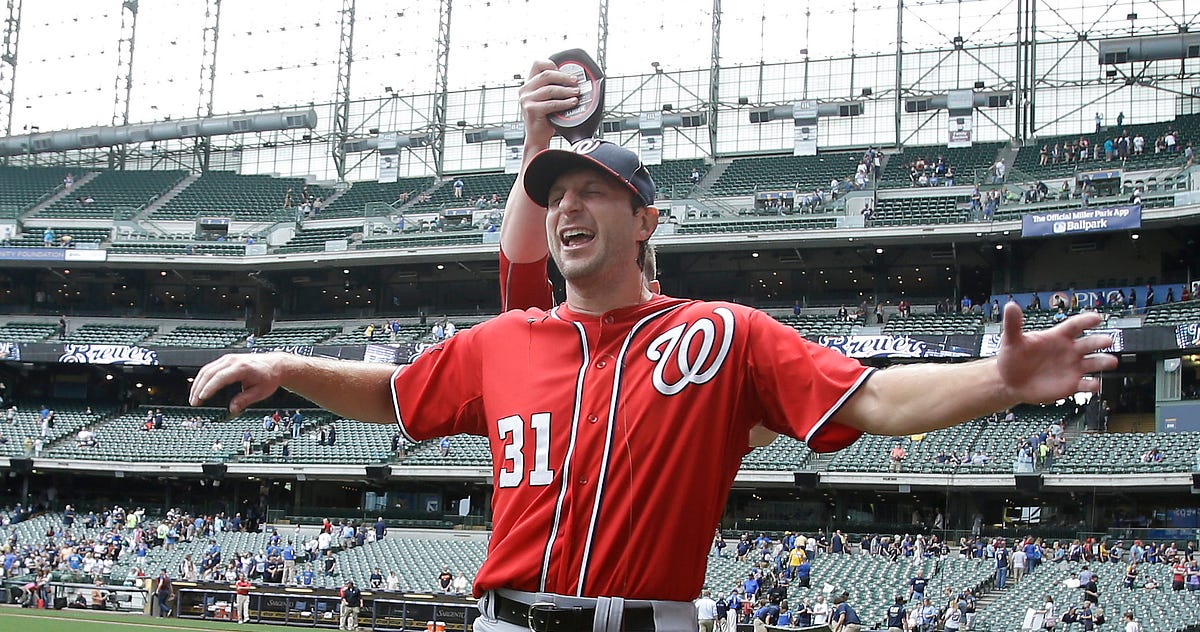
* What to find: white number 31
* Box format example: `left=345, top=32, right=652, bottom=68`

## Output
left=496, top=413, right=555, bottom=488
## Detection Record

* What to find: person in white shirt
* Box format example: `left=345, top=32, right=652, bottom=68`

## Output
left=1123, top=611, right=1141, bottom=632
left=452, top=572, right=470, bottom=595
left=1012, top=548, right=1028, bottom=582
left=812, top=595, right=830, bottom=626
left=386, top=571, right=400, bottom=592
left=695, top=589, right=718, bottom=632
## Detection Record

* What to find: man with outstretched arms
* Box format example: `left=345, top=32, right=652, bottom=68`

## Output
left=189, top=59, right=1116, bottom=632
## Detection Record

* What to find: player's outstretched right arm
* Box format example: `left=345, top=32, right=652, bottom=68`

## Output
left=188, top=352, right=397, bottom=424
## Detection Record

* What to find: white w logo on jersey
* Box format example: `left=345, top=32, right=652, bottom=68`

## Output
left=645, top=307, right=734, bottom=396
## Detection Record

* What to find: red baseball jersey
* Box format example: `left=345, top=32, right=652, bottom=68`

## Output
left=390, top=295, right=872, bottom=601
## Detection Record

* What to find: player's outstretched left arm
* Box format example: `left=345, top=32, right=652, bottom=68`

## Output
left=188, top=352, right=397, bottom=424
left=837, top=302, right=1117, bottom=436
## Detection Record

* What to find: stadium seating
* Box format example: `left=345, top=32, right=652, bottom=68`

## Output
left=0, top=404, right=110, bottom=457
left=240, top=418, right=396, bottom=465
left=3, top=226, right=111, bottom=247
left=150, top=325, right=250, bottom=349
left=152, top=172, right=335, bottom=222
left=309, top=536, right=485, bottom=591
left=407, top=173, right=516, bottom=213
left=974, top=557, right=1196, bottom=632
left=872, top=196, right=967, bottom=226
left=402, top=434, right=491, bottom=467
left=275, top=226, right=361, bottom=254
left=358, top=232, right=485, bottom=250
left=704, top=553, right=994, bottom=628
left=0, top=321, right=58, bottom=342
left=878, top=143, right=1006, bottom=189
left=1143, top=301, right=1200, bottom=326
left=44, top=407, right=334, bottom=463
left=676, top=216, right=839, bottom=234
left=776, top=313, right=861, bottom=337
left=648, top=158, right=707, bottom=198
left=107, top=241, right=248, bottom=256
left=34, top=170, right=188, bottom=220
left=252, top=326, right=340, bottom=346
left=0, top=166, right=71, bottom=216
left=827, top=405, right=1065, bottom=474
left=883, top=312, right=983, bottom=335
left=330, top=322, right=427, bottom=345
left=1049, top=432, right=1200, bottom=475
left=710, top=153, right=866, bottom=195
left=742, top=435, right=813, bottom=470
left=60, top=323, right=158, bottom=345
left=1013, top=114, right=1200, bottom=178
left=316, top=177, right=436, bottom=219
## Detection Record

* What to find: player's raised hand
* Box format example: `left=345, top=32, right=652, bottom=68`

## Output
left=189, top=352, right=286, bottom=415
left=996, top=301, right=1118, bottom=404
left=518, top=59, right=580, bottom=148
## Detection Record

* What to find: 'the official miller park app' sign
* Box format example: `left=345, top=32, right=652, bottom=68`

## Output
left=1021, top=204, right=1141, bottom=237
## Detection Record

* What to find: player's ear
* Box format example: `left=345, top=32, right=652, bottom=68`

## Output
left=634, top=205, right=658, bottom=240
left=648, top=279, right=661, bottom=294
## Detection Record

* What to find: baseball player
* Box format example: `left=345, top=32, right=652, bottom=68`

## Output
left=189, top=62, right=1116, bottom=632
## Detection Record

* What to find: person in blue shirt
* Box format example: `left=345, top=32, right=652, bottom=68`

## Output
left=776, top=601, right=793, bottom=627
left=909, top=569, right=928, bottom=603
left=831, top=594, right=862, bottom=632
left=754, top=600, right=780, bottom=628
left=795, top=558, right=812, bottom=588
left=886, top=596, right=907, bottom=632
left=742, top=573, right=760, bottom=600
left=282, top=541, right=297, bottom=584
left=300, top=565, right=315, bottom=586
left=374, top=517, right=387, bottom=541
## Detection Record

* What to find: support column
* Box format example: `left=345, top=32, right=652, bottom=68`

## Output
left=708, top=0, right=721, bottom=157
left=332, top=0, right=356, bottom=180
left=596, top=0, right=608, bottom=75
left=112, top=0, right=138, bottom=127
left=197, top=0, right=221, bottom=119
left=0, top=0, right=22, bottom=142
left=894, top=0, right=903, bottom=148
left=111, top=0, right=139, bottom=170
left=431, top=0, right=453, bottom=176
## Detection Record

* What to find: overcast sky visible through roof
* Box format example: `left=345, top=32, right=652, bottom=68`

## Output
left=1, top=0, right=1194, bottom=134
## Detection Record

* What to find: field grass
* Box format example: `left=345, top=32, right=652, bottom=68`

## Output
left=0, top=606, right=275, bottom=632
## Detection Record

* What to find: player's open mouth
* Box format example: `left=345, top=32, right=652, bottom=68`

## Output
left=560, top=229, right=595, bottom=248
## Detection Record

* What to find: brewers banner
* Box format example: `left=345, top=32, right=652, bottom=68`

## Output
left=1021, top=204, right=1141, bottom=237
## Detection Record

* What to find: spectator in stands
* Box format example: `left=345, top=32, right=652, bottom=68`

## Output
left=991, top=159, right=1007, bottom=184
left=888, top=441, right=907, bottom=472
left=453, top=178, right=464, bottom=198
left=452, top=571, right=470, bottom=595
left=438, top=436, right=451, bottom=456
left=437, top=566, right=453, bottom=592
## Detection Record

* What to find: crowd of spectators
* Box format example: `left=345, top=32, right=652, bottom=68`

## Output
left=899, top=154, right=958, bottom=188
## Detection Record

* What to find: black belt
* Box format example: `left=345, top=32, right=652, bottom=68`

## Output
left=494, top=594, right=657, bottom=632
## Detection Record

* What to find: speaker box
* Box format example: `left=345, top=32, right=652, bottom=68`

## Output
left=793, top=471, right=819, bottom=487
left=1014, top=473, right=1042, bottom=491
left=1191, top=473, right=1200, bottom=490
left=202, top=462, right=227, bottom=479
left=53, top=596, right=67, bottom=610
left=9, top=458, right=33, bottom=474
left=365, top=465, right=391, bottom=483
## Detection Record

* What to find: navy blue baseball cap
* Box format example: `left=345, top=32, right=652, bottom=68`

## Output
left=524, top=139, right=656, bottom=208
